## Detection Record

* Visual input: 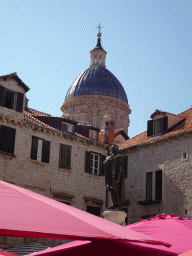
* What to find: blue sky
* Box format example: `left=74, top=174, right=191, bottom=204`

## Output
left=1, top=0, right=192, bottom=138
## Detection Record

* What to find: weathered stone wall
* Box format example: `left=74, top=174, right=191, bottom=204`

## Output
left=123, top=134, right=192, bottom=224
left=0, top=115, right=108, bottom=248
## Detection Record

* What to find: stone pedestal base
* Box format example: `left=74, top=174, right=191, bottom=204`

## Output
left=103, top=210, right=127, bottom=226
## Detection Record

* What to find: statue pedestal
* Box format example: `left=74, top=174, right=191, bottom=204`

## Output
left=103, top=210, right=127, bottom=226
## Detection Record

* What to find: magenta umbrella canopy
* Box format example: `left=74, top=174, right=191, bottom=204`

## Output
left=126, top=213, right=192, bottom=255
left=26, top=239, right=175, bottom=256
left=179, top=249, right=192, bottom=256
left=0, top=180, right=170, bottom=246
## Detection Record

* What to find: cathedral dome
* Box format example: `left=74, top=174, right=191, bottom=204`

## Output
left=65, top=65, right=128, bottom=103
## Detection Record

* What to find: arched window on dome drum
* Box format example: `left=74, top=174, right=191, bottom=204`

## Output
left=99, top=56, right=102, bottom=64
left=94, top=55, right=97, bottom=63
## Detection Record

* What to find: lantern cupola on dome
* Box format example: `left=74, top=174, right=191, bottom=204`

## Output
left=90, top=24, right=107, bottom=67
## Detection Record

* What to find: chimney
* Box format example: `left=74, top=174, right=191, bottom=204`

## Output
left=105, top=120, right=115, bottom=144
left=25, top=97, right=29, bottom=109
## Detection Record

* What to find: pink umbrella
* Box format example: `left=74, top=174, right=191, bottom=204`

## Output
left=126, top=213, right=192, bottom=255
left=0, top=180, right=170, bottom=247
left=0, top=249, right=19, bottom=256
left=26, top=239, right=175, bottom=256
left=179, top=249, right=192, bottom=256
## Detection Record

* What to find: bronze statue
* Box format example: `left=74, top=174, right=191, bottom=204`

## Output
left=104, top=144, right=124, bottom=210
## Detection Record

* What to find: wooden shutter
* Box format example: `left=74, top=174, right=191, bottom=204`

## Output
left=66, top=146, right=71, bottom=168
left=0, top=126, right=3, bottom=152
left=42, top=140, right=51, bottom=163
left=146, top=172, right=152, bottom=201
left=147, top=120, right=153, bottom=137
left=31, top=136, right=38, bottom=160
left=85, top=151, right=91, bottom=173
left=155, top=170, right=162, bottom=201
left=0, top=85, right=5, bottom=106
left=99, top=154, right=106, bottom=176
left=0, top=125, right=16, bottom=154
left=162, top=116, right=168, bottom=134
left=123, top=155, right=128, bottom=178
left=59, top=144, right=66, bottom=167
left=16, top=92, right=24, bottom=113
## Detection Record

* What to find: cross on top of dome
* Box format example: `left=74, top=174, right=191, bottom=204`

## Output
left=96, top=23, right=103, bottom=38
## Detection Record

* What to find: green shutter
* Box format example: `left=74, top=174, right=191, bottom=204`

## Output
left=16, top=92, right=24, bottom=113
left=0, top=85, right=5, bottom=106
left=85, top=151, right=91, bottom=173
left=99, top=154, right=106, bottom=176
left=66, top=146, right=71, bottom=168
left=42, top=140, right=51, bottom=163
left=147, top=120, right=153, bottom=137
left=123, top=155, right=128, bottom=178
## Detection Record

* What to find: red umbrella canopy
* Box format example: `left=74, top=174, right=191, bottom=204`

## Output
left=0, top=249, right=19, bottom=256
left=26, top=240, right=175, bottom=256
left=0, top=180, right=170, bottom=247
left=126, top=213, right=192, bottom=255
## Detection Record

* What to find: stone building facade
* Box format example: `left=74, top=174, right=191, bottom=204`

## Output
left=120, top=108, right=192, bottom=224
left=0, top=73, right=110, bottom=249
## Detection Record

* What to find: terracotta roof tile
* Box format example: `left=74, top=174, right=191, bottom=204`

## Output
left=119, top=108, right=192, bottom=150
left=150, top=109, right=184, bottom=119
left=25, top=108, right=52, bottom=117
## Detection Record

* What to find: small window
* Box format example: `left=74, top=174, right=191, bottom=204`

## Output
left=87, top=206, right=100, bottom=217
left=147, top=116, right=168, bottom=137
left=84, top=151, right=106, bottom=176
left=31, top=136, right=50, bottom=163
left=0, top=85, right=24, bottom=113
left=90, top=153, right=100, bottom=175
left=145, top=170, right=162, bottom=202
left=59, top=144, right=71, bottom=169
left=99, top=56, right=102, bottom=64
left=0, top=125, right=16, bottom=154
left=68, top=125, right=73, bottom=133
left=183, top=153, right=187, bottom=159
left=62, top=122, right=74, bottom=133
left=4, top=90, right=15, bottom=109
left=89, top=130, right=97, bottom=140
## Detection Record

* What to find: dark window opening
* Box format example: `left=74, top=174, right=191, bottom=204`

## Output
left=146, top=172, right=152, bottom=201
left=155, top=170, right=162, bottom=201
left=87, top=206, right=100, bottom=217
left=147, top=116, right=168, bottom=137
left=31, top=136, right=50, bottom=163
left=0, top=125, right=16, bottom=154
left=183, top=153, right=187, bottom=159
left=4, top=90, right=15, bottom=109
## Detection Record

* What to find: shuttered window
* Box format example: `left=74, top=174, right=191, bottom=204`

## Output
left=146, top=172, right=152, bottom=201
left=0, top=85, right=24, bottom=113
left=85, top=151, right=105, bottom=176
left=31, top=136, right=50, bottom=163
left=147, top=116, right=168, bottom=137
left=0, top=125, right=16, bottom=154
left=59, top=144, right=71, bottom=169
